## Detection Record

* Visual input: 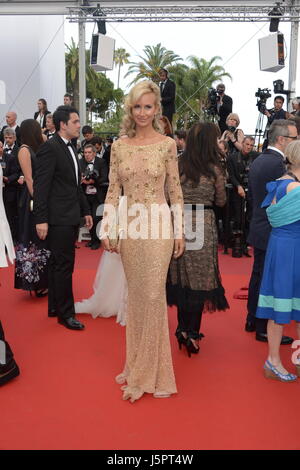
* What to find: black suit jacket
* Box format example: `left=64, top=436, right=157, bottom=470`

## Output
left=0, top=125, right=21, bottom=147
left=218, top=95, right=233, bottom=134
left=79, top=156, right=108, bottom=204
left=247, top=148, right=286, bottom=250
left=160, top=79, right=176, bottom=117
left=2, top=145, right=21, bottom=203
left=227, top=151, right=258, bottom=188
left=33, top=133, right=90, bottom=225
left=33, top=110, right=51, bottom=130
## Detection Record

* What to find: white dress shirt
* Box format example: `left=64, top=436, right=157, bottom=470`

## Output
left=61, top=136, right=79, bottom=184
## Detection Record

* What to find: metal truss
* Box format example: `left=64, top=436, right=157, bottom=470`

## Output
left=67, top=2, right=300, bottom=23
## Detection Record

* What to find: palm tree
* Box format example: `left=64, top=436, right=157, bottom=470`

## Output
left=65, top=38, right=80, bottom=109
left=186, top=55, right=232, bottom=114
left=65, top=38, right=103, bottom=118
left=114, top=48, right=130, bottom=89
left=125, top=43, right=182, bottom=85
left=169, top=56, right=231, bottom=129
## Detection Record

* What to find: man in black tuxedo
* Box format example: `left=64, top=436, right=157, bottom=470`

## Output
left=34, top=106, right=93, bottom=330
left=159, top=69, right=176, bottom=125
left=227, top=136, right=258, bottom=236
left=216, top=84, right=233, bottom=134
left=246, top=119, right=297, bottom=343
left=0, top=111, right=21, bottom=147
left=80, top=144, right=108, bottom=250
left=1, top=128, right=21, bottom=242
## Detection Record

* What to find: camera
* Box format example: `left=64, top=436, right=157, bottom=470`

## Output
left=255, top=87, right=271, bottom=114
left=83, top=163, right=99, bottom=181
left=206, top=88, right=220, bottom=115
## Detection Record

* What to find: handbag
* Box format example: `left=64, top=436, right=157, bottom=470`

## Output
left=107, top=196, right=126, bottom=249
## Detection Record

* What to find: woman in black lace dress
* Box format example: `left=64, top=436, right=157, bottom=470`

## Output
left=14, top=119, right=50, bottom=296
left=167, top=122, right=229, bottom=356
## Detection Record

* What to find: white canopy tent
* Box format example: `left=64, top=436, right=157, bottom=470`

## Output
left=1, top=1, right=299, bottom=123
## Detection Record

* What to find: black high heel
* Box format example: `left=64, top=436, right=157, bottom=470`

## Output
left=185, top=338, right=200, bottom=358
left=35, top=289, right=48, bottom=298
left=175, top=331, right=187, bottom=350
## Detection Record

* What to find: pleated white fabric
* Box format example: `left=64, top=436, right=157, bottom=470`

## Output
left=0, top=165, right=15, bottom=267
left=75, top=250, right=127, bottom=326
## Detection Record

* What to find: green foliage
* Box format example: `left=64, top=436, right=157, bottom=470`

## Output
left=65, top=38, right=231, bottom=133
left=93, top=109, right=124, bottom=135
left=65, top=38, right=124, bottom=123
left=169, top=56, right=232, bottom=129
left=125, top=43, right=182, bottom=85
left=114, top=48, right=131, bottom=88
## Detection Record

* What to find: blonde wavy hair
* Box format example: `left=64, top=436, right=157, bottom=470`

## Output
left=285, top=140, right=300, bottom=167
left=226, top=113, right=240, bottom=127
left=120, top=80, right=163, bottom=138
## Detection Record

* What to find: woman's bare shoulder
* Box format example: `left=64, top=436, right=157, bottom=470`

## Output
left=287, top=181, right=300, bottom=193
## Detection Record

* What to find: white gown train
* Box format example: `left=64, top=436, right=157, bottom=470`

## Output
left=75, top=250, right=127, bottom=326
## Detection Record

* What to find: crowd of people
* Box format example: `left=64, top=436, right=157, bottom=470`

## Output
left=1, top=74, right=300, bottom=398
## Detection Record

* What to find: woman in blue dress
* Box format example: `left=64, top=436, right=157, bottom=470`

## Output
left=256, top=140, right=300, bottom=382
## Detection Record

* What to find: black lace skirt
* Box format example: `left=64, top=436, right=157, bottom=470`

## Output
left=14, top=188, right=50, bottom=291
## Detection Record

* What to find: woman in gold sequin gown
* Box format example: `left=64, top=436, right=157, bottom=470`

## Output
left=101, top=81, right=184, bottom=403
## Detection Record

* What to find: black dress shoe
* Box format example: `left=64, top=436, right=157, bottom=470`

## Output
left=58, top=317, right=85, bottom=330
left=280, top=335, right=294, bottom=345
left=48, top=309, right=57, bottom=317
left=90, top=242, right=100, bottom=250
left=0, top=360, right=20, bottom=386
left=85, top=241, right=92, bottom=247
left=255, top=333, right=268, bottom=342
left=256, top=333, right=294, bottom=345
left=245, top=321, right=256, bottom=332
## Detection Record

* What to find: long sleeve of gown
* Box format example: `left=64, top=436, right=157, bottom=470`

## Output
left=165, top=140, right=184, bottom=238
left=214, top=166, right=227, bottom=207
left=100, top=142, right=122, bottom=238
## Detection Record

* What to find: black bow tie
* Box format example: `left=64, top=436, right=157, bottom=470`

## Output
left=67, top=142, right=72, bottom=147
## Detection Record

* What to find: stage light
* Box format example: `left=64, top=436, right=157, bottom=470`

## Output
left=273, top=79, right=284, bottom=93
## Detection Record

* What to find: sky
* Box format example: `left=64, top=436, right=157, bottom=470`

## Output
left=65, top=18, right=300, bottom=135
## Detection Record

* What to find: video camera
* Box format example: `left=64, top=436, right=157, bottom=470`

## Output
left=255, top=87, right=272, bottom=114
left=206, top=88, right=220, bottom=115
left=82, top=163, right=99, bottom=181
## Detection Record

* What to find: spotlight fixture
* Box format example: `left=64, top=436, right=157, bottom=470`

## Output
left=268, top=2, right=285, bottom=33
left=273, top=79, right=290, bottom=96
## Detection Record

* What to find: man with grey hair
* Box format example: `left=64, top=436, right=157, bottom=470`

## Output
left=44, top=114, right=56, bottom=139
left=2, top=127, right=22, bottom=242
left=245, top=119, right=298, bottom=343
left=0, top=111, right=21, bottom=146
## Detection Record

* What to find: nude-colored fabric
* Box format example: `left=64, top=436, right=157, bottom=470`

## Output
left=102, top=137, right=183, bottom=402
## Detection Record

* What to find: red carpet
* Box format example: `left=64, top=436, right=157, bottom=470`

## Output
left=1, top=244, right=300, bottom=450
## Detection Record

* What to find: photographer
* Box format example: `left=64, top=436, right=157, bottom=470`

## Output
left=80, top=144, right=108, bottom=250
left=264, top=95, right=288, bottom=125
left=2, top=128, right=22, bottom=243
left=262, top=96, right=289, bottom=150
left=221, top=113, right=244, bottom=155
left=227, top=136, right=259, bottom=255
left=216, top=84, right=233, bottom=134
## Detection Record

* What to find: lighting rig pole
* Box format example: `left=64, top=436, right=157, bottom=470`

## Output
left=78, top=9, right=87, bottom=126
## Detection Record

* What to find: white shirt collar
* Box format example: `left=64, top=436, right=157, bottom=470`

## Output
left=61, top=136, right=70, bottom=145
left=267, top=146, right=285, bottom=159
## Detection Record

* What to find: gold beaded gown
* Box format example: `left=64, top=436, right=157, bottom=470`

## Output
left=102, top=137, right=183, bottom=401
